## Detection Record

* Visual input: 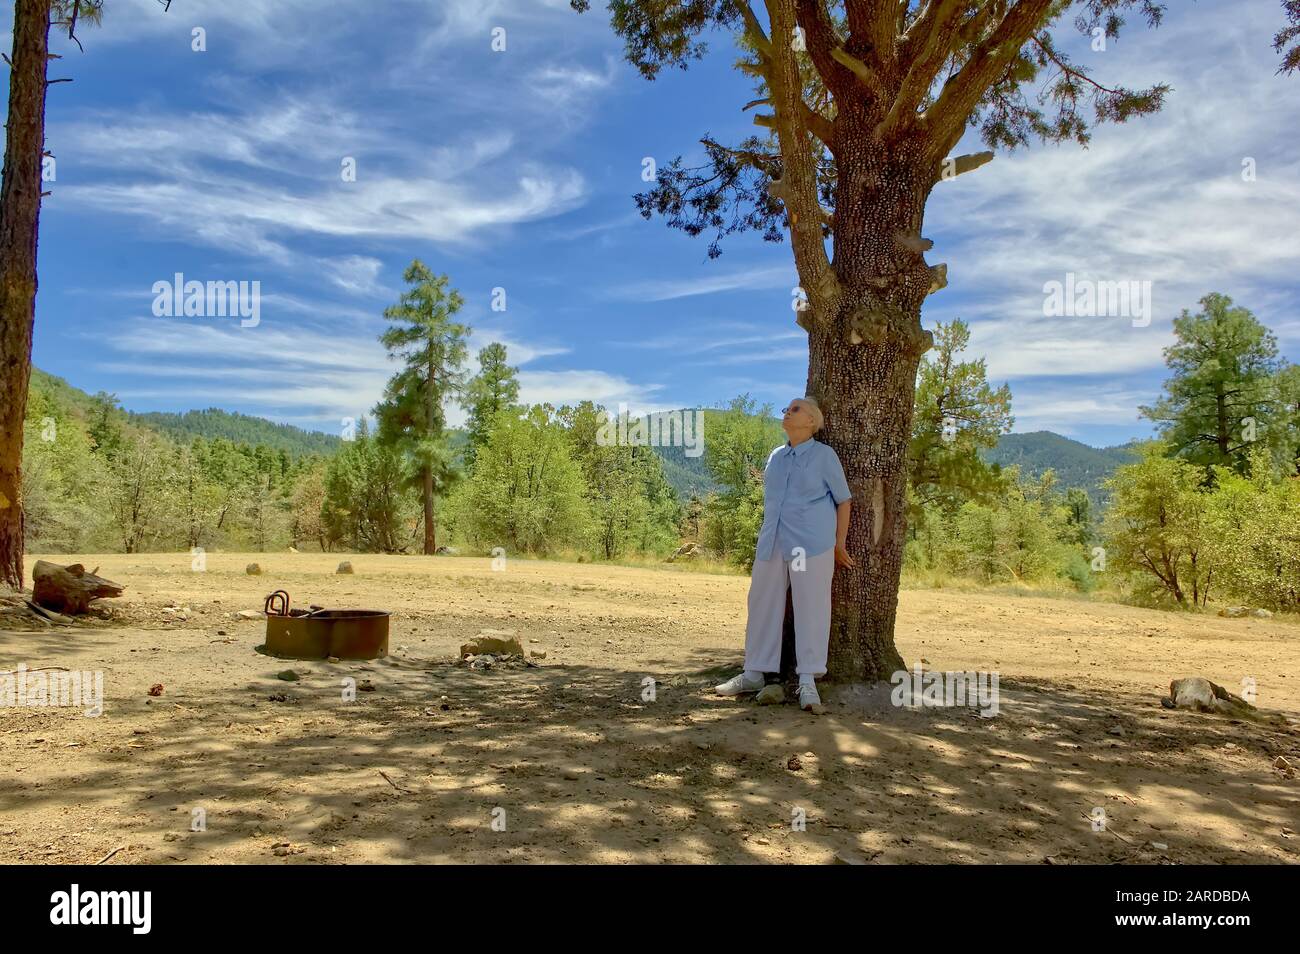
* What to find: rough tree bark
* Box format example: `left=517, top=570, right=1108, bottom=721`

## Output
left=0, top=0, right=53, bottom=589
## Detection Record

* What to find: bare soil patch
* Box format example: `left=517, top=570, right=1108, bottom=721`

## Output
left=3, top=552, right=1297, bottom=864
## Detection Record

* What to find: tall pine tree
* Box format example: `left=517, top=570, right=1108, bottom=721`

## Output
left=374, top=261, right=469, bottom=554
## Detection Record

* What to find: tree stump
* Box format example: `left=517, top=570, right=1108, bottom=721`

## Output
left=31, top=561, right=125, bottom=614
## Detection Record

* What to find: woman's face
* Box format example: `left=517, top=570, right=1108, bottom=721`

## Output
left=781, top=400, right=816, bottom=438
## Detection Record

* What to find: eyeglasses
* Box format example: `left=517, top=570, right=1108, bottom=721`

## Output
left=781, top=405, right=810, bottom=415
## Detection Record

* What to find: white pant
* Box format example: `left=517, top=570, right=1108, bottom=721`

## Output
left=743, top=548, right=834, bottom=677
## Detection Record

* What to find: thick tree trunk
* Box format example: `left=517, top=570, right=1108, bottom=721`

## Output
left=789, top=123, right=936, bottom=682
left=421, top=465, right=436, bottom=554
left=0, top=0, right=51, bottom=589
left=807, top=324, right=918, bottom=681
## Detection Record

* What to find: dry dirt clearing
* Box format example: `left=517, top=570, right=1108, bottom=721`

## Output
left=3, top=552, right=1297, bottom=865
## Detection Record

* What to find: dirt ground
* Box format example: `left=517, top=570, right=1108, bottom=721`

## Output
left=3, top=552, right=1297, bottom=865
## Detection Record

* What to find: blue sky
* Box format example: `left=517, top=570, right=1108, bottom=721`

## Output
left=7, top=0, right=1298, bottom=447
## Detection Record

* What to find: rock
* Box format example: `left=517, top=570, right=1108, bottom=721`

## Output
left=1218, top=606, right=1273, bottom=619
left=245, top=563, right=262, bottom=575
left=1106, top=726, right=1126, bottom=737
left=147, top=684, right=164, bottom=697
left=1165, top=676, right=1257, bottom=717
left=786, top=754, right=803, bottom=772
left=236, top=610, right=263, bottom=620
left=435, top=546, right=458, bottom=555
left=326, top=656, right=341, bottom=663
left=336, top=561, right=354, bottom=574
left=666, top=542, right=700, bottom=563
left=756, top=684, right=785, bottom=706
left=276, top=670, right=299, bottom=682
left=460, top=631, right=524, bottom=658
left=529, top=651, right=547, bottom=660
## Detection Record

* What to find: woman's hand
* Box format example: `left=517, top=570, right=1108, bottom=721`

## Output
left=834, top=543, right=855, bottom=568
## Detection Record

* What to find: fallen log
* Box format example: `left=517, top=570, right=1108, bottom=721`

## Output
left=31, top=561, right=124, bottom=614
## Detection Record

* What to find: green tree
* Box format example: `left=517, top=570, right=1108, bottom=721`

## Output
left=1140, top=294, right=1286, bottom=478
left=576, top=0, right=1170, bottom=679
left=951, top=469, right=1072, bottom=584
left=1102, top=445, right=1214, bottom=607
left=909, top=318, right=1013, bottom=511
left=173, top=439, right=226, bottom=550
left=561, top=401, right=682, bottom=559
left=1203, top=454, right=1300, bottom=611
left=290, top=461, right=329, bottom=551
left=462, top=343, right=520, bottom=469
left=450, top=405, right=590, bottom=555
left=322, top=419, right=410, bottom=553
left=699, top=395, right=783, bottom=567
left=375, top=261, right=469, bottom=554
left=1274, top=362, right=1300, bottom=474
left=102, top=430, right=178, bottom=554
left=1064, top=486, right=1092, bottom=547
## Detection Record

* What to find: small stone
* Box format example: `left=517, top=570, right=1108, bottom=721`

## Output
left=236, top=610, right=263, bottom=620
left=756, top=684, right=785, bottom=706
left=787, top=755, right=803, bottom=772
left=1106, top=726, right=1126, bottom=737
left=1151, top=842, right=1168, bottom=851
left=276, top=670, right=299, bottom=682
left=245, top=563, right=262, bottom=576
left=327, top=656, right=340, bottom=663
left=530, top=651, right=547, bottom=659
left=336, top=561, right=354, bottom=574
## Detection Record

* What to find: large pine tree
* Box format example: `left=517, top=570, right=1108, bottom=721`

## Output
left=374, top=261, right=469, bottom=554
left=575, top=0, right=1174, bottom=679
left=0, top=1, right=103, bottom=587
left=1140, top=293, right=1288, bottom=478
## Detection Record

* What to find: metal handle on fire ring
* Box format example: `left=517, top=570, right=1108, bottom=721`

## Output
left=264, top=590, right=291, bottom=617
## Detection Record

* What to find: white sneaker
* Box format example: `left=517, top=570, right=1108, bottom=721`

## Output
left=798, top=681, right=821, bottom=710
left=715, top=672, right=765, bottom=696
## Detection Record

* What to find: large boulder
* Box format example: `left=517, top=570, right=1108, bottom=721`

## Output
left=1162, top=677, right=1255, bottom=717
left=460, top=629, right=524, bottom=658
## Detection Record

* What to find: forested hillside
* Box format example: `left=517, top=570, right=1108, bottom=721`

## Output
left=982, top=432, right=1137, bottom=505
left=131, top=408, right=343, bottom=458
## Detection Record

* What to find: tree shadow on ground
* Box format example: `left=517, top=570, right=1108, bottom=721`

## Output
left=4, top=636, right=1298, bottom=864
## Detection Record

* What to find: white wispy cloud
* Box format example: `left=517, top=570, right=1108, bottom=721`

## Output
left=616, top=264, right=797, bottom=302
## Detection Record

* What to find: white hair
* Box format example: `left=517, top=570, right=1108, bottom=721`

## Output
left=800, top=397, right=824, bottom=431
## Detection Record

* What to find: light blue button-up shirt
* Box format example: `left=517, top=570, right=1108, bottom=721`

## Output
left=754, top=438, right=852, bottom=563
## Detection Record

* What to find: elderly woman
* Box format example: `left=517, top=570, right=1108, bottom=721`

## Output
left=715, top=397, right=853, bottom=711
